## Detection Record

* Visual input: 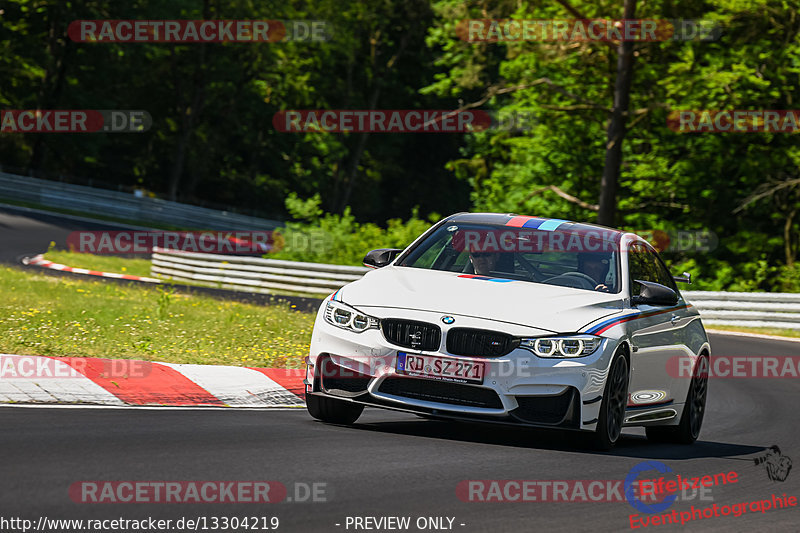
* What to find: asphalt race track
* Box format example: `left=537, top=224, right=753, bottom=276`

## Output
left=0, top=203, right=144, bottom=264
left=0, top=204, right=321, bottom=312
left=2, top=206, right=799, bottom=531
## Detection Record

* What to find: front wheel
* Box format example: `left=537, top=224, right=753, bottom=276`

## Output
left=647, top=355, right=708, bottom=444
left=590, top=353, right=629, bottom=451
left=306, top=393, right=364, bottom=425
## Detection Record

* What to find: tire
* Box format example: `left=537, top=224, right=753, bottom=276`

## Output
left=646, top=355, right=708, bottom=444
left=590, top=352, right=629, bottom=451
left=306, top=392, right=364, bottom=425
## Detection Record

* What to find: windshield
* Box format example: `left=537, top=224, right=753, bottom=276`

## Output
left=398, top=222, right=622, bottom=293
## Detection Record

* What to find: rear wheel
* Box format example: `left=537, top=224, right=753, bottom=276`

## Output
left=646, top=355, right=708, bottom=444
left=306, top=393, right=364, bottom=425
left=590, top=353, right=629, bottom=451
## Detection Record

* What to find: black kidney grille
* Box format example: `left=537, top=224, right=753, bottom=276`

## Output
left=381, top=319, right=441, bottom=351
left=446, top=328, right=518, bottom=357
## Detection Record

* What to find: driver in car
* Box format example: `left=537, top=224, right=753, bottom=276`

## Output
left=577, top=252, right=610, bottom=291
left=469, top=250, right=500, bottom=276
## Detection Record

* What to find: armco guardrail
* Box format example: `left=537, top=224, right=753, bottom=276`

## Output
left=0, top=171, right=279, bottom=230
left=683, top=290, right=800, bottom=330
left=149, top=250, right=800, bottom=326
left=151, top=247, right=369, bottom=295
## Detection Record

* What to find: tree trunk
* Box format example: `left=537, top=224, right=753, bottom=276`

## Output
left=337, top=85, right=381, bottom=213
left=28, top=10, right=71, bottom=177
left=598, top=0, right=636, bottom=227
left=785, top=207, right=796, bottom=267
left=167, top=0, right=209, bottom=202
left=335, top=32, right=410, bottom=213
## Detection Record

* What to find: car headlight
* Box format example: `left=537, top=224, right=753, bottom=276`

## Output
left=520, top=335, right=602, bottom=358
left=324, top=300, right=379, bottom=333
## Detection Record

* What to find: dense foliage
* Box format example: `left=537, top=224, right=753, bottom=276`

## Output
left=1, top=0, right=799, bottom=290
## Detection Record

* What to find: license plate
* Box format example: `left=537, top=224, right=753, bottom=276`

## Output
left=396, top=352, right=485, bottom=384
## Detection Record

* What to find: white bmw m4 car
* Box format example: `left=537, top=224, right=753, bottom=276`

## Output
left=304, top=213, right=710, bottom=449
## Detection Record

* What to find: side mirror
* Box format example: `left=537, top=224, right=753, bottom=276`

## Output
left=631, top=280, right=679, bottom=307
left=363, top=248, right=402, bottom=269
left=673, top=271, right=692, bottom=284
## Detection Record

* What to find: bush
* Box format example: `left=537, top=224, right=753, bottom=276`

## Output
left=268, top=194, right=439, bottom=265
left=664, top=257, right=798, bottom=293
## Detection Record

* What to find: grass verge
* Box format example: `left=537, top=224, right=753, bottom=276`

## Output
left=44, top=249, right=153, bottom=278
left=0, top=266, right=314, bottom=367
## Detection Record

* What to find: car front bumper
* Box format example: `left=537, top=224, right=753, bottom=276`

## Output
left=306, top=306, right=620, bottom=431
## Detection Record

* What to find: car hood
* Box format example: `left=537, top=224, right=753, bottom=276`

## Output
left=339, top=266, right=624, bottom=333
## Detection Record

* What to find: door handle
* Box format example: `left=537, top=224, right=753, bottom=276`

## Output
left=670, top=314, right=680, bottom=325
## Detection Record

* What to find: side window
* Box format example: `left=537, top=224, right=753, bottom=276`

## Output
left=628, top=243, right=678, bottom=296
left=651, top=251, right=679, bottom=293
left=605, top=251, right=619, bottom=292
left=628, top=244, right=659, bottom=296
left=415, top=237, right=448, bottom=269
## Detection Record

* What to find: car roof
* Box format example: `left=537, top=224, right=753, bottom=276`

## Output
left=446, top=212, right=625, bottom=241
